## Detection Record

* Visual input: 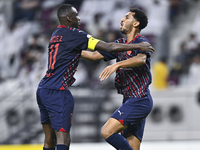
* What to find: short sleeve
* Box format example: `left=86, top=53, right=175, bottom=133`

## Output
left=71, top=29, right=91, bottom=50
left=98, top=50, right=117, bottom=61
left=135, top=36, right=151, bottom=58
left=97, top=39, right=120, bottom=61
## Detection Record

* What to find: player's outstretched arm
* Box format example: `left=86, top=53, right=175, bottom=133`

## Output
left=99, top=53, right=146, bottom=81
left=95, top=41, right=154, bottom=53
left=81, top=50, right=104, bottom=61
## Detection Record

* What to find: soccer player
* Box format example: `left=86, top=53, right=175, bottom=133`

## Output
left=36, top=4, right=154, bottom=150
left=81, top=8, right=153, bottom=150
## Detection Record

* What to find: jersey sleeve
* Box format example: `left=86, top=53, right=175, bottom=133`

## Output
left=98, top=50, right=117, bottom=61
left=72, top=29, right=100, bottom=51
left=70, top=29, right=91, bottom=50
left=135, top=36, right=151, bottom=58
left=97, top=39, right=119, bottom=61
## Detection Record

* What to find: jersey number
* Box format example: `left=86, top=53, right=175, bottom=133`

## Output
left=49, top=43, right=59, bottom=69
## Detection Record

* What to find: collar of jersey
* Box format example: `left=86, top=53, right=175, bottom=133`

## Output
left=58, top=25, right=68, bottom=28
left=125, top=34, right=142, bottom=44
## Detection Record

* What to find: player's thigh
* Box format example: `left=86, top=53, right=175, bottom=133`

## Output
left=101, top=118, right=127, bottom=139
left=43, top=89, right=74, bottom=132
left=36, top=88, right=51, bottom=124
left=112, top=95, right=153, bottom=127
left=42, top=122, right=56, bottom=147
left=125, top=133, right=141, bottom=150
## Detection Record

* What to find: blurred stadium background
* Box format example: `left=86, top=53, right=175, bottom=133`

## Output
left=0, top=0, right=200, bottom=149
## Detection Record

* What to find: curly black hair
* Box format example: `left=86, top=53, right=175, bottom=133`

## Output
left=130, top=8, right=148, bottom=30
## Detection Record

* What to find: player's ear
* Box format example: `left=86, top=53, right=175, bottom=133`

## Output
left=67, top=15, right=72, bottom=22
left=133, top=21, right=140, bottom=28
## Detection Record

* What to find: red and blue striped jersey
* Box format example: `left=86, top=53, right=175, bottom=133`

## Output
left=38, top=25, right=92, bottom=90
left=99, top=34, right=152, bottom=98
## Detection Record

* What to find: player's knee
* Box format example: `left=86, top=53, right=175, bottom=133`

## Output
left=101, top=127, right=112, bottom=139
left=56, top=131, right=70, bottom=146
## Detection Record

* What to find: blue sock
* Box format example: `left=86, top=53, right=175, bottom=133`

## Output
left=105, top=133, right=133, bottom=150
left=43, top=148, right=55, bottom=150
left=56, top=145, right=69, bottom=150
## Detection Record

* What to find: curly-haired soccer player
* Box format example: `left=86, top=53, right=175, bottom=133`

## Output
left=82, top=8, right=153, bottom=150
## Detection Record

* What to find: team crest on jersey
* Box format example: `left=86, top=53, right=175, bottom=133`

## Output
left=87, top=34, right=92, bottom=38
left=127, top=50, right=132, bottom=55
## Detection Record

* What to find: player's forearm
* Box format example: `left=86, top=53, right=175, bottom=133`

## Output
left=115, top=54, right=146, bottom=68
left=81, top=50, right=94, bottom=60
left=107, top=43, right=141, bottom=53
left=81, top=50, right=104, bottom=61
left=95, top=41, right=154, bottom=53
left=95, top=41, right=140, bottom=53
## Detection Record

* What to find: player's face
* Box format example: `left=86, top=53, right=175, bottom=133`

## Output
left=70, top=7, right=81, bottom=28
left=120, top=12, right=137, bottom=34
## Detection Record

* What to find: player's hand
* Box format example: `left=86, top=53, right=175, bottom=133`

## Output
left=99, top=64, right=118, bottom=81
left=138, top=42, right=154, bottom=53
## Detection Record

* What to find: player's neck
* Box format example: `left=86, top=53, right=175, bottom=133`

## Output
left=126, top=29, right=140, bottom=43
left=60, top=21, right=71, bottom=27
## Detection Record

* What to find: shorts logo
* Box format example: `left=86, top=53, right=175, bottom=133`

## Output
left=118, top=110, right=124, bottom=116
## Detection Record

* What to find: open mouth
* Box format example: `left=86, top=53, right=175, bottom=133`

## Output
left=120, top=22, right=123, bottom=29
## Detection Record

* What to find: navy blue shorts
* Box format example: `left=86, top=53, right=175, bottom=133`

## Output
left=111, top=94, right=153, bottom=141
left=36, top=88, right=74, bottom=132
